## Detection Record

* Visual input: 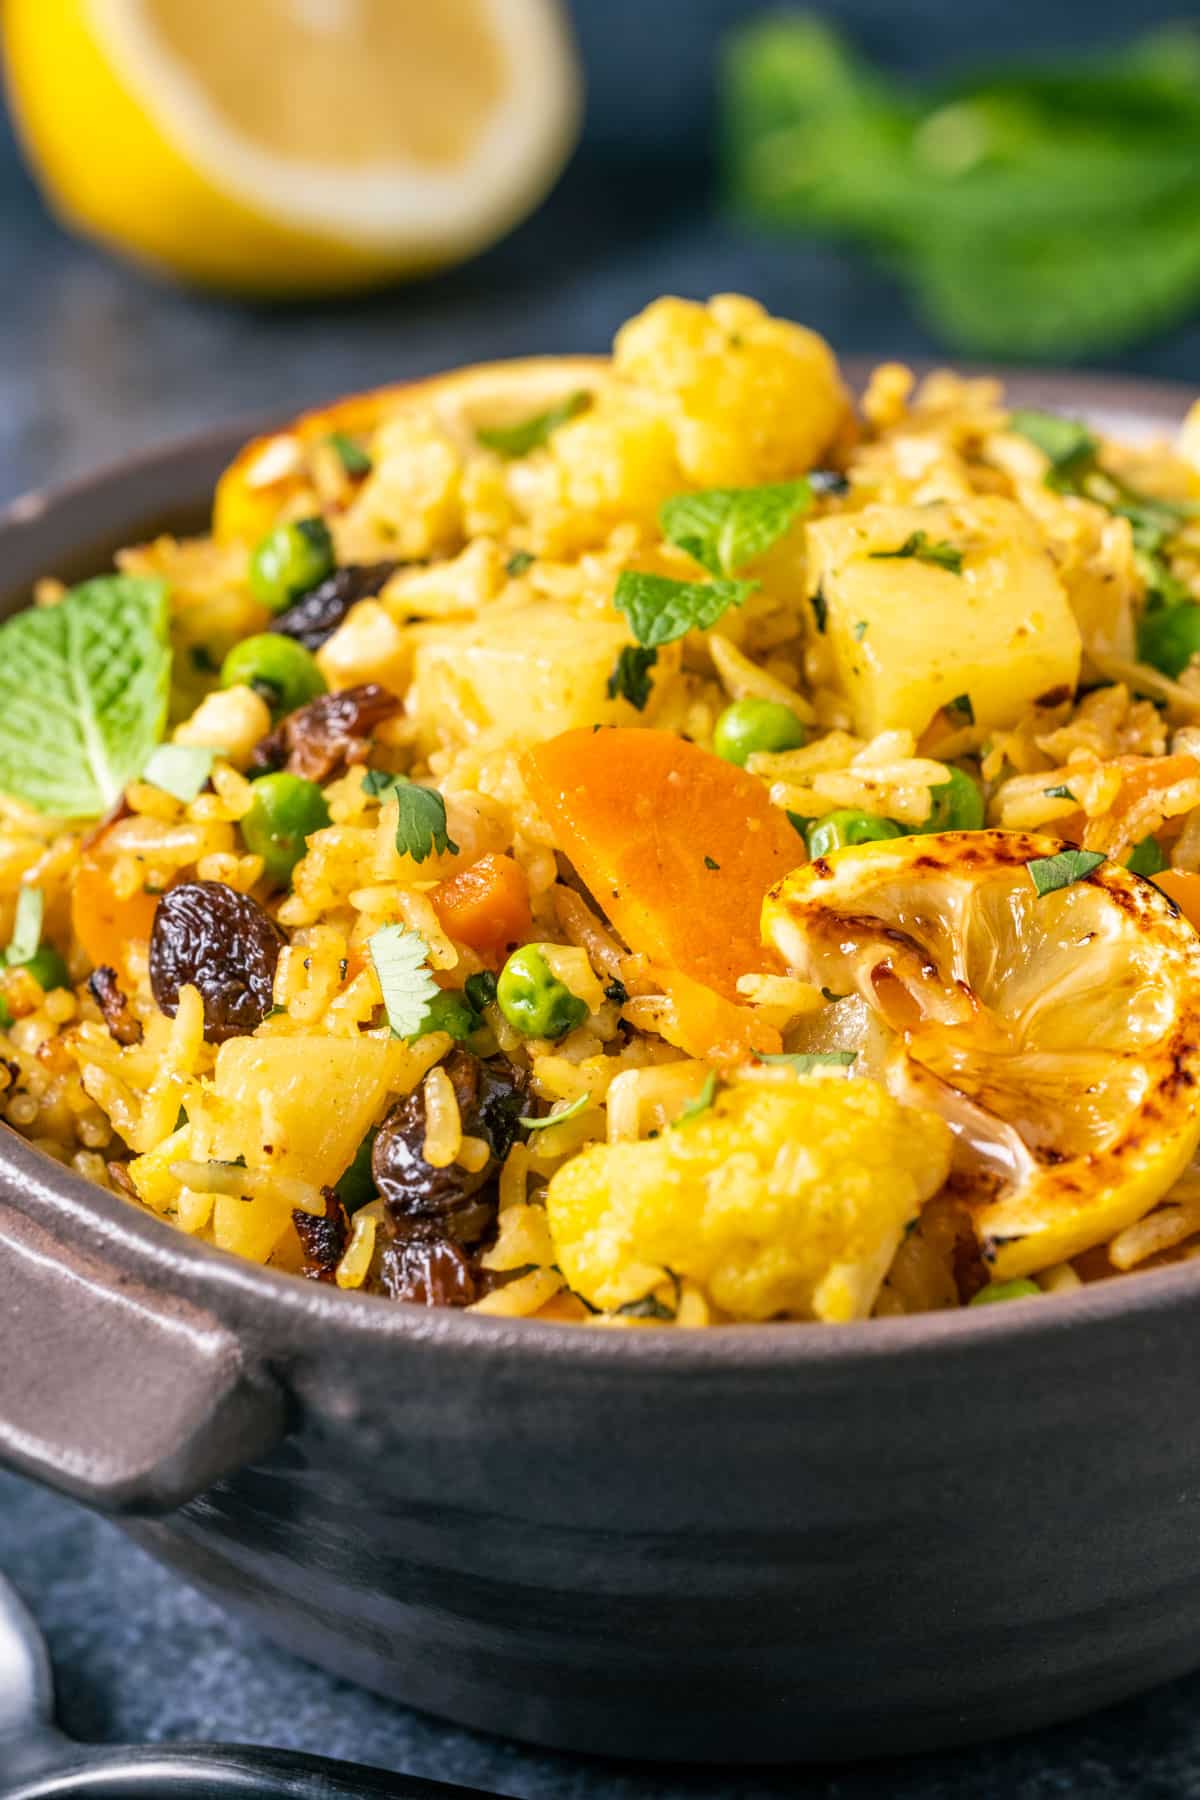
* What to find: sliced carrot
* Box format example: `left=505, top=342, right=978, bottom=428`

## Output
left=1152, top=869, right=1200, bottom=932
left=71, top=838, right=160, bottom=976
left=523, top=727, right=803, bottom=999
left=431, top=852, right=532, bottom=962
left=657, top=966, right=781, bottom=1063
left=1054, top=753, right=1200, bottom=845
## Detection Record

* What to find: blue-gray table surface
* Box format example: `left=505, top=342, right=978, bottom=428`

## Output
left=3, top=0, right=1200, bottom=1792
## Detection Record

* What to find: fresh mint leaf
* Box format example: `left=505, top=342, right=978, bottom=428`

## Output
left=477, top=390, right=591, bottom=458
left=606, top=645, right=658, bottom=710
left=945, top=693, right=974, bottom=726
left=368, top=926, right=439, bottom=1039
left=6, top=887, right=43, bottom=966
left=758, top=1050, right=857, bottom=1074
left=1028, top=849, right=1105, bottom=896
left=518, top=1093, right=590, bottom=1131
left=870, top=531, right=962, bottom=573
left=142, top=743, right=219, bottom=804
left=0, top=575, right=170, bottom=818
left=659, top=480, right=812, bottom=577
left=505, top=550, right=535, bottom=578
left=1009, top=409, right=1097, bottom=476
left=614, top=572, right=756, bottom=648
left=674, top=1070, right=719, bottom=1126
left=363, top=770, right=458, bottom=863
left=325, top=432, right=373, bottom=477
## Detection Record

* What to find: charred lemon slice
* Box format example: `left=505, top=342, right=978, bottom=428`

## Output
left=763, top=830, right=1200, bottom=1279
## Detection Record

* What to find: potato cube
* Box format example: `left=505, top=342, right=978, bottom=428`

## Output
left=806, top=497, right=1081, bottom=738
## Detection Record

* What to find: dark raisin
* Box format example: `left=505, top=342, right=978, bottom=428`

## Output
left=371, top=1049, right=526, bottom=1245
left=149, top=881, right=284, bottom=1043
left=268, top=562, right=400, bottom=653
left=249, top=683, right=400, bottom=784
left=378, top=1234, right=476, bottom=1306
left=293, top=1187, right=350, bottom=1282
left=88, top=965, right=143, bottom=1046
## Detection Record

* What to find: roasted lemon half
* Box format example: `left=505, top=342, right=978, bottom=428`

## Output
left=763, top=830, right=1200, bottom=1280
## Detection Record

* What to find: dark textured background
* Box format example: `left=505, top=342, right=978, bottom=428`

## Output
left=3, top=1, right=1200, bottom=1793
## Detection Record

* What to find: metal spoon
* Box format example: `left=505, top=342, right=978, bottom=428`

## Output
left=0, top=1571, right=496, bottom=1799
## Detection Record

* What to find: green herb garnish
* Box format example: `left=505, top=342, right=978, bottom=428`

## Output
left=810, top=588, right=828, bottom=633
left=945, top=693, right=974, bottom=726
left=325, top=432, right=373, bottom=478
left=464, top=970, right=498, bottom=1012
left=613, top=1291, right=677, bottom=1322
left=758, top=1050, right=857, bottom=1075
left=0, top=575, right=170, bottom=818
left=6, top=887, right=43, bottom=966
left=870, top=531, right=962, bottom=573
left=1043, top=783, right=1074, bottom=800
left=1009, top=409, right=1097, bottom=479
left=614, top=572, right=756, bottom=648
left=142, top=743, right=219, bottom=804
left=362, top=769, right=459, bottom=863
left=852, top=619, right=868, bottom=641
left=518, top=1093, right=590, bottom=1131
left=703, top=855, right=720, bottom=870
left=674, top=1071, right=719, bottom=1125
left=505, top=550, right=535, bottom=578
left=368, top=926, right=439, bottom=1040
left=477, top=390, right=591, bottom=458
left=1028, top=849, right=1106, bottom=897
left=606, top=645, right=658, bottom=710
left=659, top=480, right=812, bottom=577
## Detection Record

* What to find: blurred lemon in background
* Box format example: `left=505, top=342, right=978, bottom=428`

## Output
left=1, top=0, right=581, bottom=296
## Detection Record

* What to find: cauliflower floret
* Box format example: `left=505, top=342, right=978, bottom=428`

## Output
left=612, top=293, right=849, bottom=488
left=173, top=684, right=271, bottom=768
left=546, top=1070, right=951, bottom=1322
left=508, top=401, right=682, bottom=557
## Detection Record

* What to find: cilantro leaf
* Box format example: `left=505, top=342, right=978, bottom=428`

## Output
left=1009, top=409, right=1097, bottom=478
left=758, top=1050, right=857, bottom=1075
left=518, top=1092, right=591, bottom=1131
left=614, top=572, right=757, bottom=648
left=659, top=480, right=812, bottom=577
left=464, top=970, right=497, bottom=1011
left=142, top=743, right=219, bottom=804
left=945, top=693, right=974, bottom=726
left=363, top=770, right=459, bottom=863
left=1028, top=849, right=1106, bottom=896
left=606, top=645, right=658, bottom=710
left=368, top=926, right=439, bottom=1039
left=0, top=575, right=170, bottom=818
left=476, top=391, right=591, bottom=458
left=325, top=431, right=373, bottom=477
left=505, top=550, right=535, bottom=578
left=6, top=887, right=43, bottom=966
left=870, top=531, right=963, bottom=573
left=673, top=1071, right=719, bottom=1126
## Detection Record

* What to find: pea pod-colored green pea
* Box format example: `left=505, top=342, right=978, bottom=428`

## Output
left=220, top=634, right=326, bottom=715
left=713, top=698, right=806, bottom=767
left=1138, top=602, right=1200, bottom=679
left=969, top=1279, right=1042, bottom=1306
left=241, top=772, right=331, bottom=885
left=923, top=766, right=985, bottom=832
left=806, top=810, right=903, bottom=859
left=496, top=945, right=589, bottom=1040
left=249, top=517, right=335, bottom=613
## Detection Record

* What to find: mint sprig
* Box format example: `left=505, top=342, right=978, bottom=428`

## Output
left=614, top=572, right=757, bottom=648
left=0, top=575, right=170, bottom=818
left=659, top=480, right=812, bottom=577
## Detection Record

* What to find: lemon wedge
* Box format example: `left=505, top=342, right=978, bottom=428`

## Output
left=2, top=0, right=581, bottom=295
left=763, top=830, right=1200, bottom=1280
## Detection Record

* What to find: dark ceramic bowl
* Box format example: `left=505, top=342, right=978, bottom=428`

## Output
left=3, top=369, right=1200, bottom=1765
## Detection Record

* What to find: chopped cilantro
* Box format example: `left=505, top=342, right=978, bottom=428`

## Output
left=505, top=549, right=535, bottom=578
left=674, top=1070, right=718, bottom=1126
left=758, top=1050, right=857, bottom=1075
left=325, top=431, right=373, bottom=477
left=518, top=1092, right=590, bottom=1131
left=704, top=855, right=720, bottom=870
left=945, top=693, right=974, bottom=726
left=477, top=390, right=590, bottom=458
left=810, top=588, right=828, bottom=633
left=367, top=926, right=438, bottom=1039
left=613, top=1291, right=677, bottom=1322
left=869, top=531, right=963, bottom=573
left=464, top=970, right=497, bottom=1012
left=362, top=769, right=458, bottom=863
left=606, top=645, right=658, bottom=710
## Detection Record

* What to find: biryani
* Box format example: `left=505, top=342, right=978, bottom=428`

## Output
left=6, top=293, right=1200, bottom=1328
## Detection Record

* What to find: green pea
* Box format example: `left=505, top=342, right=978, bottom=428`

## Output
left=1138, top=602, right=1200, bottom=679
left=416, top=988, right=480, bottom=1043
left=969, top=1279, right=1042, bottom=1306
left=806, top=810, right=903, bottom=859
left=923, top=766, right=985, bottom=832
left=496, top=945, right=589, bottom=1041
left=220, top=635, right=326, bottom=716
left=335, top=1129, right=378, bottom=1214
left=249, top=516, right=335, bottom=613
left=241, top=772, right=331, bottom=885
left=14, top=946, right=70, bottom=992
left=712, top=698, right=806, bottom=767
left=1127, top=835, right=1168, bottom=877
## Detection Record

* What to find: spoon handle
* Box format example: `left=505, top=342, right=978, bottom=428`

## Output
left=2, top=1740, right=497, bottom=1800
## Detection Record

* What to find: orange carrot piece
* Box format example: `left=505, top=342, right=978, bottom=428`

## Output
left=1152, top=869, right=1200, bottom=932
left=657, top=965, right=782, bottom=1063
left=71, top=838, right=160, bottom=976
left=432, top=852, right=532, bottom=962
left=523, top=728, right=803, bottom=999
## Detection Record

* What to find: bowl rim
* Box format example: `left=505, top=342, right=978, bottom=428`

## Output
left=4, top=358, right=1200, bottom=1371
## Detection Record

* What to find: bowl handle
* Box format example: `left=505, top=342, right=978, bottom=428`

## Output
left=0, top=1201, right=286, bottom=1514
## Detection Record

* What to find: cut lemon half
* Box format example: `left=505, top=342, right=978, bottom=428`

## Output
left=763, top=830, right=1200, bottom=1280
left=2, top=0, right=581, bottom=295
